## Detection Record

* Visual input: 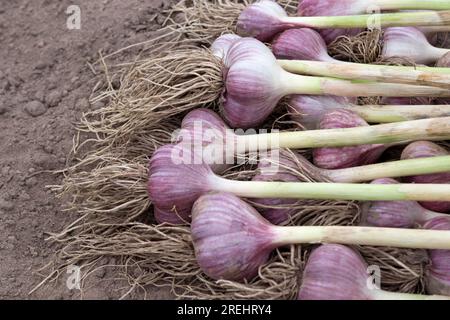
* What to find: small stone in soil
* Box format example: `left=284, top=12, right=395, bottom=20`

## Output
left=0, top=105, right=7, bottom=114
left=24, top=100, right=47, bottom=117
left=45, top=90, right=62, bottom=107
left=0, top=199, right=14, bottom=211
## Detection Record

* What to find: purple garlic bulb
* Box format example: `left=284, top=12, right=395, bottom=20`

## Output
left=211, top=34, right=242, bottom=60
left=222, top=37, right=289, bottom=128
left=191, top=192, right=278, bottom=281
left=288, top=95, right=357, bottom=130
left=362, top=178, right=445, bottom=228
left=380, top=96, right=431, bottom=105
left=298, top=0, right=363, bottom=44
left=272, top=28, right=336, bottom=62
left=298, top=244, right=374, bottom=300
left=312, top=109, right=389, bottom=169
left=424, top=217, right=450, bottom=296
left=382, top=27, right=449, bottom=64
left=148, top=144, right=219, bottom=224
left=401, top=141, right=450, bottom=213
left=236, top=0, right=291, bottom=42
left=175, top=108, right=231, bottom=173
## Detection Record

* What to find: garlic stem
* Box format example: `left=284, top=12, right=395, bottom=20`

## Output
left=374, top=0, right=450, bottom=11
left=238, top=117, right=450, bottom=152
left=350, top=104, right=450, bottom=123
left=273, top=225, right=450, bottom=249
left=279, top=59, right=450, bottom=89
left=327, top=155, right=450, bottom=183
left=281, top=72, right=450, bottom=98
left=284, top=10, right=450, bottom=29
left=217, top=179, right=450, bottom=202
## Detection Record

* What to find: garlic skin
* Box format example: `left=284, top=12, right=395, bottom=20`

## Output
left=312, top=109, right=388, bottom=169
left=401, top=141, right=450, bottom=213
left=191, top=192, right=277, bottom=281
left=236, top=0, right=290, bottom=42
left=382, top=27, right=449, bottom=64
left=298, top=244, right=373, bottom=300
left=362, top=178, right=442, bottom=228
left=175, top=108, right=231, bottom=173
left=298, top=0, right=363, bottom=44
left=148, top=144, right=217, bottom=224
left=222, top=37, right=288, bottom=128
left=211, top=34, right=242, bottom=60
left=272, top=28, right=336, bottom=62
left=424, top=217, right=450, bottom=296
left=288, top=95, right=357, bottom=130
left=436, top=52, right=450, bottom=68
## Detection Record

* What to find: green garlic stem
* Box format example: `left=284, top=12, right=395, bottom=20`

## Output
left=284, top=10, right=450, bottom=29
left=328, top=155, right=450, bottom=183
left=272, top=225, right=450, bottom=249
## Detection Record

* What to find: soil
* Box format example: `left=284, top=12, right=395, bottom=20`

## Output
left=0, top=0, right=176, bottom=299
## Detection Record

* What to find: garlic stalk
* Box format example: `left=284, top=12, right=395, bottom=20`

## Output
left=191, top=192, right=450, bottom=282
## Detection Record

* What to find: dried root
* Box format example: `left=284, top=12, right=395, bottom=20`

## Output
left=328, top=29, right=383, bottom=64
left=168, top=0, right=299, bottom=45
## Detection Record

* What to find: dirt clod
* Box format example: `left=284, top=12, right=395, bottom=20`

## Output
left=24, top=101, right=47, bottom=117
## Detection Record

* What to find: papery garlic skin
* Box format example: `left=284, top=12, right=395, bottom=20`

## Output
left=298, top=244, right=373, bottom=300
left=211, top=34, right=242, bottom=60
left=401, top=141, right=450, bottom=213
left=383, top=27, right=449, bottom=64
left=191, top=192, right=277, bottom=281
left=288, top=95, right=357, bottom=130
left=313, top=109, right=388, bottom=169
left=272, top=28, right=336, bottom=62
left=424, top=217, right=450, bottom=296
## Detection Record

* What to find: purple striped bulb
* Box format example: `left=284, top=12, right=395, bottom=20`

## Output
left=297, top=0, right=363, bottom=44
left=288, top=95, right=357, bottom=130
left=401, top=141, right=450, bottom=213
left=148, top=144, right=220, bottom=224
left=272, top=28, right=336, bottom=62
left=362, top=178, right=443, bottom=228
left=175, top=108, right=231, bottom=173
left=211, top=34, right=242, bottom=60
left=298, top=244, right=373, bottom=300
left=382, top=27, right=447, bottom=64
left=222, top=37, right=288, bottom=128
left=191, top=192, right=278, bottom=281
left=236, top=0, right=290, bottom=42
left=424, top=217, right=450, bottom=296
left=313, top=109, right=388, bottom=169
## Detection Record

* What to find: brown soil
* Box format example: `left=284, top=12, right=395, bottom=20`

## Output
left=0, top=0, right=176, bottom=299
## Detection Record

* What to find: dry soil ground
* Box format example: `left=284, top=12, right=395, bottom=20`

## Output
left=0, top=0, right=176, bottom=299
